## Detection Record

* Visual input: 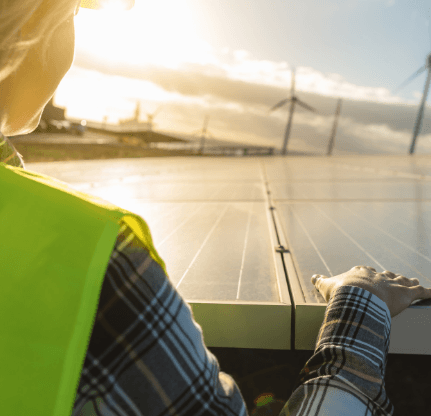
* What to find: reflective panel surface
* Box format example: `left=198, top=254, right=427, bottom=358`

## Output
left=277, top=201, right=431, bottom=303
left=26, top=158, right=279, bottom=303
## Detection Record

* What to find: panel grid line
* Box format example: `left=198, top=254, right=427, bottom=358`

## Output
left=236, top=202, right=255, bottom=300
left=156, top=203, right=207, bottom=249
left=289, top=205, right=333, bottom=277
left=338, top=205, right=429, bottom=280
left=311, top=203, right=386, bottom=270
left=338, top=203, right=431, bottom=263
left=339, top=203, right=431, bottom=282
left=176, top=205, right=230, bottom=289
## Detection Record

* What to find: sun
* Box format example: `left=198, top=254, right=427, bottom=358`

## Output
left=74, top=0, right=209, bottom=69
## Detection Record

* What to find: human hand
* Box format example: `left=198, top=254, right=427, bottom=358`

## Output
left=311, top=265, right=431, bottom=318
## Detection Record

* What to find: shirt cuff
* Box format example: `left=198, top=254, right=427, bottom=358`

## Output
left=316, top=285, right=391, bottom=376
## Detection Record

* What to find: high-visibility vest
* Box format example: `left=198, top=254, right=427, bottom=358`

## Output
left=0, top=162, right=167, bottom=416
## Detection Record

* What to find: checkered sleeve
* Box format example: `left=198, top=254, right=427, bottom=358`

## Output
left=72, top=221, right=248, bottom=416
left=280, top=285, right=394, bottom=416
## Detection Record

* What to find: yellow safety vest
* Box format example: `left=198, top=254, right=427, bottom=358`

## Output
left=0, top=163, right=166, bottom=415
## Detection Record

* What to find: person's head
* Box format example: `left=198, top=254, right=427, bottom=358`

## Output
left=0, top=0, right=79, bottom=136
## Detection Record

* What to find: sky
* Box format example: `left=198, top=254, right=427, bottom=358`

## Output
left=54, top=0, right=431, bottom=154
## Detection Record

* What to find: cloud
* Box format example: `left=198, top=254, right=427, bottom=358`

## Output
left=74, top=48, right=409, bottom=104
left=58, top=46, right=431, bottom=154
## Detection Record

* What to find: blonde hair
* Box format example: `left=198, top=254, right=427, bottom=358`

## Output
left=0, top=0, right=77, bottom=82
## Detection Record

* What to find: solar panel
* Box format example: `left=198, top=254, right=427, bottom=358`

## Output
left=27, top=158, right=291, bottom=350
left=27, top=156, right=431, bottom=354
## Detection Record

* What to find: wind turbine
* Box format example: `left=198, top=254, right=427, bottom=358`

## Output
left=270, top=68, right=318, bottom=155
left=393, top=52, right=431, bottom=154
left=327, top=98, right=343, bottom=156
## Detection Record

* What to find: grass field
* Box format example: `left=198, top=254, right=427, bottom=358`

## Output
left=12, top=141, right=197, bottom=163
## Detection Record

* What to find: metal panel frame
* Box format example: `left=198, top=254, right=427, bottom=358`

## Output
left=188, top=300, right=291, bottom=349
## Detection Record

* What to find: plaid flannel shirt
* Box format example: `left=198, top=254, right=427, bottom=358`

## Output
left=1, top=134, right=394, bottom=415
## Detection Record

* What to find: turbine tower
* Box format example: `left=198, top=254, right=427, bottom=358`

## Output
left=270, top=68, right=318, bottom=155
left=327, top=98, right=342, bottom=156
left=393, top=52, right=431, bottom=154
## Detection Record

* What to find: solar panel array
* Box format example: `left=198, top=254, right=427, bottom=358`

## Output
left=27, top=155, right=431, bottom=353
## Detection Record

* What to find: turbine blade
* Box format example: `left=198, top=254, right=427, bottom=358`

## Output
left=270, top=98, right=290, bottom=112
left=393, top=65, right=427, bottom=94
left=296, top=99, right=317, bottom=113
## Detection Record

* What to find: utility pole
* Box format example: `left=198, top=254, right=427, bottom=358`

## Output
left=327, top=98, right=342, bottom=156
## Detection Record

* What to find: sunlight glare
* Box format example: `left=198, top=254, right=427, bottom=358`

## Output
left=74, top=0, right=209, bottom=69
